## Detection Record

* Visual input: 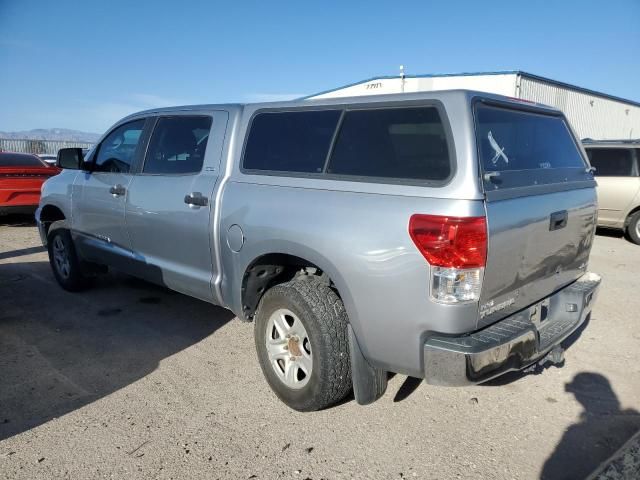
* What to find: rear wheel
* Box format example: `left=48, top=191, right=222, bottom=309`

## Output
left=47, top=227, right=90, bottom=291
left=254, top=276, right=352, bottom=411
left=626, top=211, right=640, bottom=245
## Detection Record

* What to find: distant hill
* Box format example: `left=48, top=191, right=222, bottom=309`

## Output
left=0, top=128, right=101, bottom=143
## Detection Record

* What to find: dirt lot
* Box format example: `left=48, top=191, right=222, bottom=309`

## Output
left=0, top=216, right=639, bottom=480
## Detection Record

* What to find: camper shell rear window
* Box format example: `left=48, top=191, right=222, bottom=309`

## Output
left=474, top=101, right=590, bottom=192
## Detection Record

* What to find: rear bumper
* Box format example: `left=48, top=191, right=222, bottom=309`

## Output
left=0, top=188, right=42, bottom=208
left=423, top=272, right=601, bottom=386
left=0, top=205, right=38, bottom=216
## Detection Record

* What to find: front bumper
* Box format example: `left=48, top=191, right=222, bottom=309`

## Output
left=423, top=272, right=601, bottom=386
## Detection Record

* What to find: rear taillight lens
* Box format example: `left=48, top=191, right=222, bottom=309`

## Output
left=409, top=215, right=487, bottom=304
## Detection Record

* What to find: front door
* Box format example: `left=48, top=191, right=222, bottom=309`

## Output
left=125, top=112, right=228, bottom=302
left=72, top=118, right=147, bottom=268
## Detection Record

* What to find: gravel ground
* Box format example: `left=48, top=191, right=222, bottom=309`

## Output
left=0, top=216, right=639, bottom=480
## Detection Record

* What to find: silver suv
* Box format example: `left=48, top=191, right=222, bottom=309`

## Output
left=37, top=91, right=601, bottom=411
left=583, top=139, right=640, bottom=244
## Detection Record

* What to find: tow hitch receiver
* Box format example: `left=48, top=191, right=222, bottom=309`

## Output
left=524, top=346, right=565, bottom=373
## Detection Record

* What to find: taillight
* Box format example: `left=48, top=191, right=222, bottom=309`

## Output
left=409, top=215, right=487, bottom=304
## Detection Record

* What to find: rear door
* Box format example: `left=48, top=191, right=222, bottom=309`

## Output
left=125, top=111, right=228, bottom=302
left=474, top=100, right=597, bottom=327
left=585, top=147, right=639, bottom=227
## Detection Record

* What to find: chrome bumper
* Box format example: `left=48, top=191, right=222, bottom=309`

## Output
left=423, top=272, right=601, bottom=386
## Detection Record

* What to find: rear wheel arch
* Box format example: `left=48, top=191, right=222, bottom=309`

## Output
left=239, top=252, right=355, bottom=324
left=241, top=253, right=334, bottom=320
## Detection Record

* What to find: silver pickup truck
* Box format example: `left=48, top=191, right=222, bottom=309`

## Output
left=37, top=91, right=601, bottom=411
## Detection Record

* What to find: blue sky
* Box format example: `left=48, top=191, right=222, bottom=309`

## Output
left=1, top=0, right=639, bottom=133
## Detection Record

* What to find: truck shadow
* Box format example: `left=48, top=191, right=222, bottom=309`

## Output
left=0, top=261, right=234, bottom=441
left=540, top=372, right=640, bottom=480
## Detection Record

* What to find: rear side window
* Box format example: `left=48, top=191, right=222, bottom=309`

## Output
left=475, top=105, right=586, bottom=172
left=0, top=153, right=45, bottom=167
left=327, top=107, right=451, bottom=181
left=586, top=148, right=635, bottom=177
left=144, top=116, right=213, bottom=174
left=243, top=110, right=340, bottom=173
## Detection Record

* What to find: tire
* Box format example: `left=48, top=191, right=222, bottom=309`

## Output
left=47, top=227, right=90, bottom=291
left=626, top=211, right=640, bottom=245
left=254, top=276, right=352, bottom=411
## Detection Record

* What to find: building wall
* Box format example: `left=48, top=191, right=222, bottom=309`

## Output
left=414, top=74, right=517, bottom=97
left=518, top=77, right=640, bottom=140
left=309, top=73, right=640, bottom=140
left=309, top=74, right=517, bottom=99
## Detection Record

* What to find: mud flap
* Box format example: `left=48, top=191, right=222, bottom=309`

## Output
left=348, top=325, right=387, bottom=405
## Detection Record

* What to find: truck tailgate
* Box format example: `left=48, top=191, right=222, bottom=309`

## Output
left=479, top=188, right=596, bottom=327
left=474, top=100, right=597, bottom=328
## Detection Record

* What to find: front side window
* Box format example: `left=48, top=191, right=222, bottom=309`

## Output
left=94, top=119, right=145, bottom=173
left=144, top=116, right=213, bottom=174
left=586, top=148, right=635, bottom=177
left=327, top=107, right=451, bottom=181
left=243, top=110, right=341, bottom=173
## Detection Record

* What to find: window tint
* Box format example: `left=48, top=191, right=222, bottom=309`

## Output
left=94, top=119, right=145, bottom=173
left=327, top=107, right=451, bottom=181
left=475, top=105, right=586, bottom=172
left=0, top=153, right=45, bottom=167
left=144, top=116, right=213, bottom=174
left=243, top=110, right=340, bottom=173
left=586, top=148, right=635, bottom=177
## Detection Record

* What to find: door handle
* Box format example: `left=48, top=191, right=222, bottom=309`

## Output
left=184, top=192, right=208, bottom=207
left=109, top=184, right=126, bottom=197
left=549, top=210, right=568, bottom=231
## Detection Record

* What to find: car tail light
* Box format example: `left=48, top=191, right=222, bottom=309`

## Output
left=409, top=215, right=487, bottom=304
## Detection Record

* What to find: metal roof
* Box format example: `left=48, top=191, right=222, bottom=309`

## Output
left=305, top=71, right=640, bottom=108
left=582, top=138, right=640, bottom=145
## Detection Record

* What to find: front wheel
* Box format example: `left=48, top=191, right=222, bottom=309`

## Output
left=254, top=276, right=352, bottom=411
left=47, top=227, right=90, bottom=291
left=626, top=211, right=640, bottom=245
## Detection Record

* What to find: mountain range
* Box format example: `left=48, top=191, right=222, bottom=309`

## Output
left=0, top=128, right=101, bottom=143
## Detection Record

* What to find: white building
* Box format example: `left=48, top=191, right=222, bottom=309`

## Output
left=307, top=71, right=640, bottom=140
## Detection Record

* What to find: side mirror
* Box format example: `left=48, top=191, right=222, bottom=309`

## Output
left=56, top=148, right=84, bottom=170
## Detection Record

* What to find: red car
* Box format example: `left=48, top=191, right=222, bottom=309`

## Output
left=0, top=152, right=61, bottom=215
